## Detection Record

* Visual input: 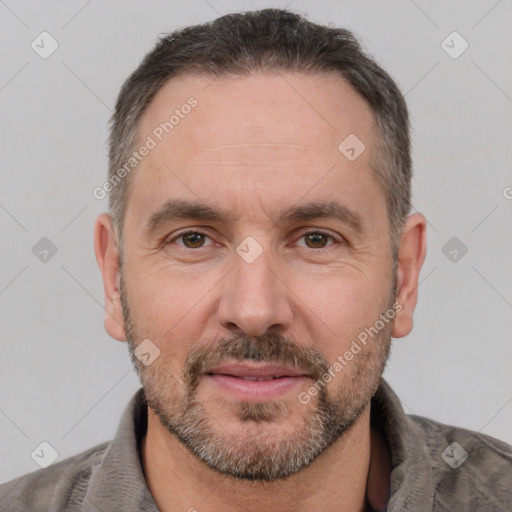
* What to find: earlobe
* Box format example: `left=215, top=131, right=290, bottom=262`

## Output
left=93, top=213, right=127, bottom=342
left=392, top=213, right=427, bottom=339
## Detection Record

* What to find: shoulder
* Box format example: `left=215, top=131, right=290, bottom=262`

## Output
left=0, top=441, right=110, bottom=511
left=408, top=414, right=512, bottom=511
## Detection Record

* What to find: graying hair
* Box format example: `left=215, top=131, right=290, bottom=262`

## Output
left=108, top=9, right=412, bottom=263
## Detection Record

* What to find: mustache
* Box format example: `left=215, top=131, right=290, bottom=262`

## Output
left=182, top=331, right=331, bottom=390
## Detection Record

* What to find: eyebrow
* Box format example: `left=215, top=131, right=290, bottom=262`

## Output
left=144, top=199, right=234, bottom=235
left=276, top=201, right=363, bottom=232
left=144, top=198, right=363, bottom=235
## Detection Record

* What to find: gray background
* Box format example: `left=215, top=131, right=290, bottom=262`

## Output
left=1, top=0, right=511, bottom=484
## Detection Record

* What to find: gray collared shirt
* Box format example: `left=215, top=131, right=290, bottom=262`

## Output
left=1, top=379, right=511, bottom=511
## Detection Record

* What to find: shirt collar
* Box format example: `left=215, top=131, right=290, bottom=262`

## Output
left=83, top=387, right=158, bottom=510
left=372, top=379, right=436, bottom=510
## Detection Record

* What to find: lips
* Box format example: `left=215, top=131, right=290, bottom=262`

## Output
left=207, top=362, right=308, bottom=380
left=205, top=362, right=309, bottom=401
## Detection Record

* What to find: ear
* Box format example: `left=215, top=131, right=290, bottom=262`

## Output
left=392, top=213, right=427, bottom=338
left=94, top=213, right=126, bottom=342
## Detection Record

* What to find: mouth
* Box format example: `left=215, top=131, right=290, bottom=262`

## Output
left=204, top=362, right=310, bottom=401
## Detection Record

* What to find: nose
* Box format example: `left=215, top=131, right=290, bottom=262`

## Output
left=216, top=249, right=293, bottom=337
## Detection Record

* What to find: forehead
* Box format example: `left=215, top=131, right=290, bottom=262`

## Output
left=127, top=71, right=382, bottom=227
left=139, top=71, right=374, bottom=158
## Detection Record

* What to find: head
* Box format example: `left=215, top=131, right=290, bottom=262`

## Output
left=95, top=9, right=426, bottom=481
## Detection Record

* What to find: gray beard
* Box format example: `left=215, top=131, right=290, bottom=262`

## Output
left=144, top=377, right=369, bottom=481
left=122, top=270, right=394, bottom=481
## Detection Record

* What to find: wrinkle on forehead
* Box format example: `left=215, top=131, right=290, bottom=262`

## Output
left=205, top=142, right=317, bottom=151
left=136, top=72, right=374, bottom=159
left=179, top=141, right=327, bottom=168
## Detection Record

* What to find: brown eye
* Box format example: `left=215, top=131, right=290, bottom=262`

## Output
left=304, top=232, right=331, bottom=249
left=178, top=232, right=208, bottom=248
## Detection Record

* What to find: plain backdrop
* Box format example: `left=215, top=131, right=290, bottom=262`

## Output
left=1, top=0, right=511, bottom=484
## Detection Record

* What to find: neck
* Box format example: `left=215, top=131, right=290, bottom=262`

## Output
left=141, top=404, right=389, bottom=512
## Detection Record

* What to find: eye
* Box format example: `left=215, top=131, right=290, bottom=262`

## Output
left=171, top=230, right=214, bottom=249
left=297, top=231, right=336, bottom=249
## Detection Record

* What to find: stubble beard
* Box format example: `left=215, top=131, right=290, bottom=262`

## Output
left=121, top=272, right=394, bottom=481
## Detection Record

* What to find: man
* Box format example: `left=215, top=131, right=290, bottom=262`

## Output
left=1, top=8, right=510, bottom=512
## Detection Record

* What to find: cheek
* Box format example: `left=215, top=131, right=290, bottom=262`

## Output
left=297, top=272, right=391, bottom=354
left=126, top=270, right=215, bottom=350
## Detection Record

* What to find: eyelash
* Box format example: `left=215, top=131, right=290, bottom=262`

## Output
left=167, top=229, right=340, bottom=251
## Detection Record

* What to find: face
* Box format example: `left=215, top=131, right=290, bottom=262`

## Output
left=117, top=72, right=397, bottom=480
